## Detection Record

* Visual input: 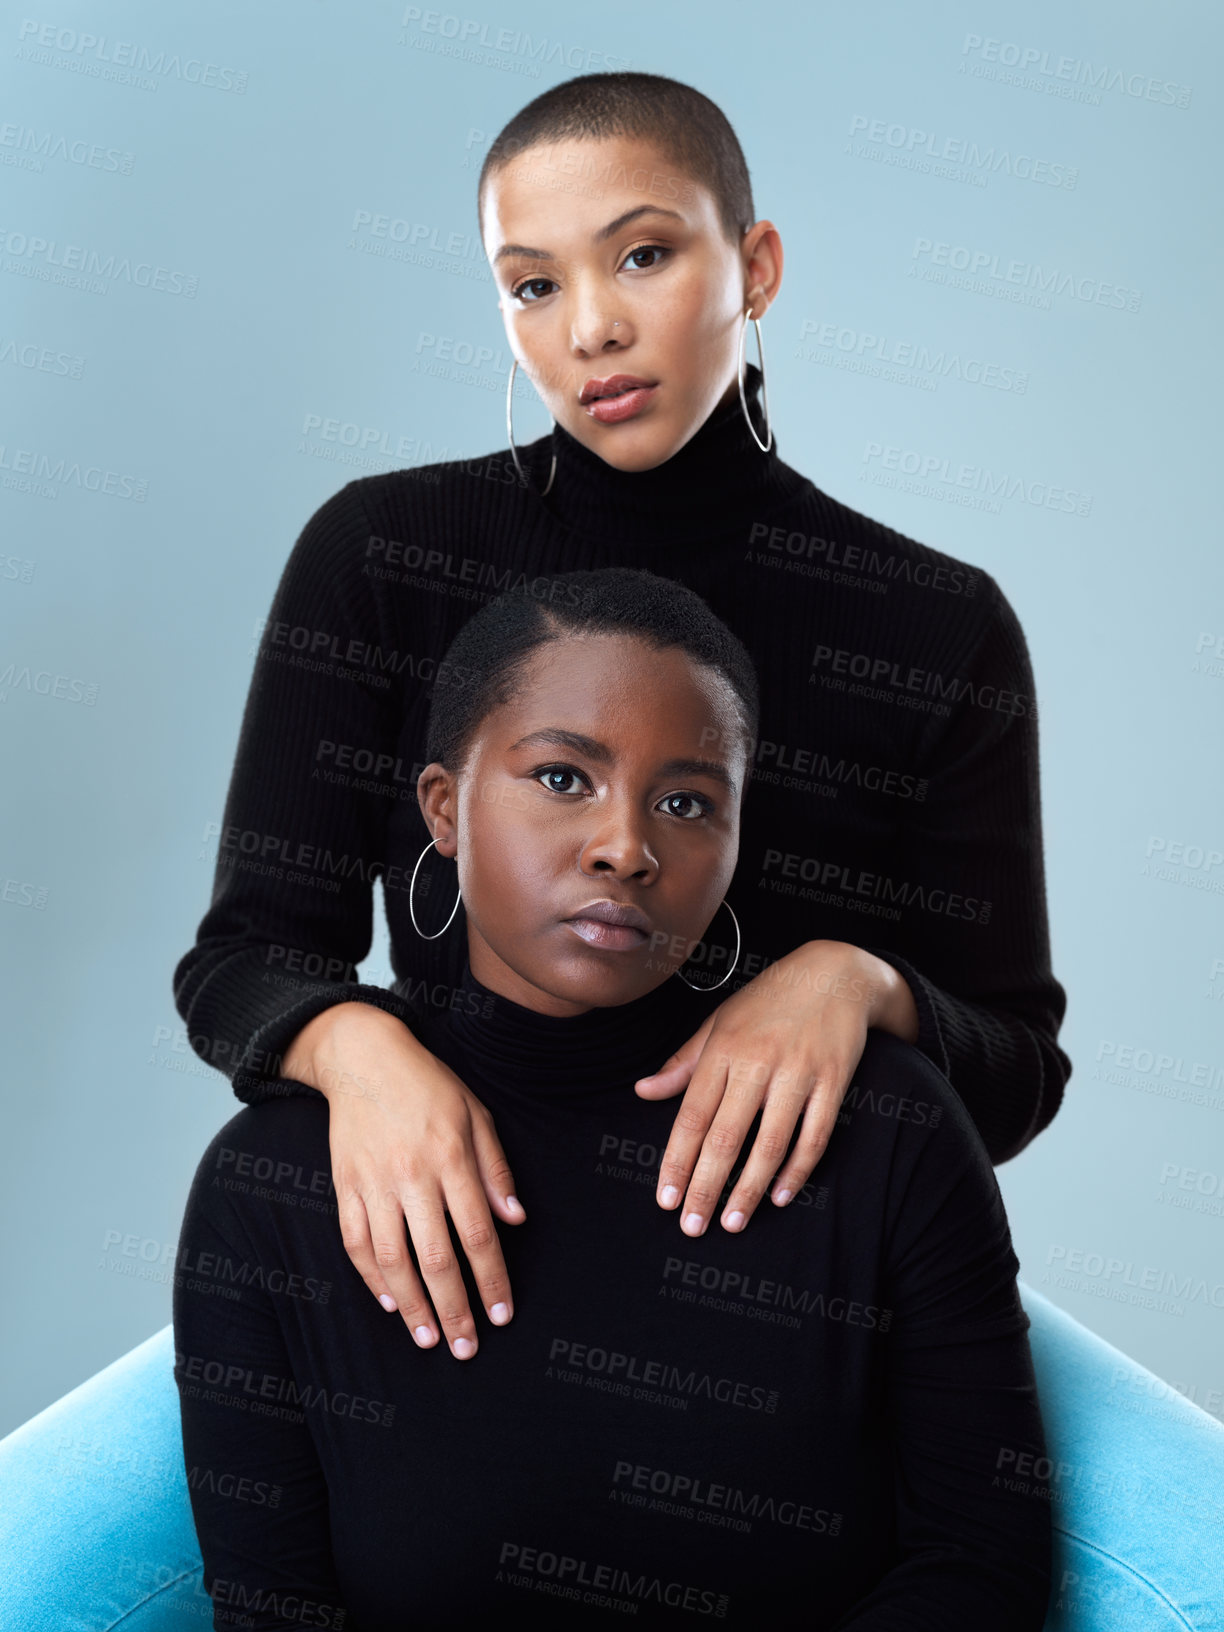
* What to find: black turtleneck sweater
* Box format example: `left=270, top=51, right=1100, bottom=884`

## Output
left=172, top=958, right=1050, bottom=1630
left=173, top=365, right=1069, bottom=1161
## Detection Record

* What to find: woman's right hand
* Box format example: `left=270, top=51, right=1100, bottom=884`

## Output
left=281, top=1001, right=525, bottom=1360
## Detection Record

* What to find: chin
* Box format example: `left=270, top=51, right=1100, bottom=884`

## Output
left=575, top=422, right=685, bottom=474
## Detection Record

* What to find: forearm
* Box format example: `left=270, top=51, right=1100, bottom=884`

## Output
left=866, top=946, right=1069, bottom=1161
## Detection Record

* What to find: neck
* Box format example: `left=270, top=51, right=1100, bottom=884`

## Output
left=518, top=362, right=805, bottom=547
left=421, top=956, right=717, bottom=1102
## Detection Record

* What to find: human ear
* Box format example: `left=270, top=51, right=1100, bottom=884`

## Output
left=740, top=220, right=784, bottom=319
left=416, top=762, right=459, bottom=858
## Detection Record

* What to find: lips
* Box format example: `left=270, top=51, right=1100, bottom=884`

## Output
left=579, top=374, right=656, bottom=406
left=566, top=899, right=651, bottom=931
left=563, top=898, right=652, bottom=952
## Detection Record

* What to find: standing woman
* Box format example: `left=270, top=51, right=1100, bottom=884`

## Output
left=175, top=72, right=1070, bottom=1361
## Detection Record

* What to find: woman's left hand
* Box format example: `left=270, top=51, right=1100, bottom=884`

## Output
left=634, top=939, right=920, bottom=1236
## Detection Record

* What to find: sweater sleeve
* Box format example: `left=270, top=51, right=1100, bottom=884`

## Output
left=173, top=1111, right=350, bottom=1630
left=831, top=1044, right=1052, bottom=1629
left=173, top=479, right=426, bottom=1105
left=864, top=577, right=1070, bottom=1163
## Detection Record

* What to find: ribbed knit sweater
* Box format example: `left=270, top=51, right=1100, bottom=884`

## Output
left=173, top=365, right=1069, bottom=1161
left=173, top=955, right=1050, bottom=1628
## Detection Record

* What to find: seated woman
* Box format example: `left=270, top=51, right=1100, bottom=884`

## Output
left=173, top=566, right=1051, bottom=1629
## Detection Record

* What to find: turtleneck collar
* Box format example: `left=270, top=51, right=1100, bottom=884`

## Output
left=519, top=362, right=807, bottom=547
left=423, top=956, right=718, bottom=1105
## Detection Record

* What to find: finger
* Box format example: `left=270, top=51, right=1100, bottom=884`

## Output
left=677, top=1053, right=776, bottom=1235
left=442, top=1169, right=514, bottom=1331
left=634, top=1017, right=715, bottom=1095
left=469, top=1108, right=526, bottom=1226
left=718, top=1067, right=818, bottom=1231
left=654, top=1048, right=731, bottom=1213
left=768, top=1077, right=846, bottom=1205
left=337, top=1189, right=439, bottom=1349
left=396, top=1186, right=482, bottom=1361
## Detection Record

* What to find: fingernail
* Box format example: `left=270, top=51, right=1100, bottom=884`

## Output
left=378, top=1294, right=397, bottom=1312
left=490, top=1302, right=511, bottom=1325
left=414, top=1325, right=434, bottom=1345
left=682, top=1212, right=704, bottom=1235
left=724, top=1211, right=746, bottom=1231
left=660, top=1185, right=680, bottom=1207
left=774, top=1188, right=793, bottom=1205
left=505, top=1195, right=524, bottom=1217
left=453, top=1337, right=476, bottom=1359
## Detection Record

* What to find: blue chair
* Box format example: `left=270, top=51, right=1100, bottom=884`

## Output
left=2, top=1284, right=1222, bottom=1629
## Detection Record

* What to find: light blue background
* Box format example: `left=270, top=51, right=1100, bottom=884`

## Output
left=2, top=0, right=1221, bottom=1438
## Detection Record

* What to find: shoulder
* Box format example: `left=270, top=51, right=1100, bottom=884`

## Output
left=818, top=481, right=1005, bottom=610
left=347, top=437, right=535, bottom=542
left=186, top=1099, right=333, bottom=1221
left=829, top=1032, right=999, bottom=1215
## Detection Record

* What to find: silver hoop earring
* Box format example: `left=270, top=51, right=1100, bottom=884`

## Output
left=408, top=836, right=462, bottom=940
left=736, top=307, right=773, bottom=454
left=506, top=357, right=557, bottom=495
left=675, top=899, right=741, bottom=992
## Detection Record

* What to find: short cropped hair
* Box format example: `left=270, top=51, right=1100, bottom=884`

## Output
left=476, top=71, right=756, bottom=245
left=424, top=567, right=759, bottom=779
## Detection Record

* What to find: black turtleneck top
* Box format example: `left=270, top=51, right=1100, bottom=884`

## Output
left=173, top=365, right=1069, bottom=1161
left=173, top=958, right=1050, bottom=1629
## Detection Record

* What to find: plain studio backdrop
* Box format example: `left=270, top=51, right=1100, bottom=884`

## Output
left=2, top=0, right=1221, bottom=1438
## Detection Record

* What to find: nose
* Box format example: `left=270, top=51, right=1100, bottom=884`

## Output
left=579, top=797, right=657, bottom=882
left=569, top=284, right=628, bottom=357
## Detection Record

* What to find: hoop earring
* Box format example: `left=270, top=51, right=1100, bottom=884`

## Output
left=736, top=307, right=774, bottom=454
left=506, top=357, right=557, bottom=495
left=675, top=899, right=741, bottom=992
left=408, top=837, right=462, bottom=940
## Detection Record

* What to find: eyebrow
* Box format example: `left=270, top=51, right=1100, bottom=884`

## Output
left=508, top=727, right=736, bottom=795
left=493, top=205, right=687, bottom=267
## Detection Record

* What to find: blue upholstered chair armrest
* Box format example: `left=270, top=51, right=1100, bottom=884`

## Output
left=2, top=1288, right=1222, bottom=1629
left=1019, top=1282, right=1224, bottom=1628
left=0, top=1326, right=204, bottom=1631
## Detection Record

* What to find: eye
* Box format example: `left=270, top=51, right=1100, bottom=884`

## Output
left=621, top=243, right=671, bottom=273
left=509, top=274, right=559, bottom=304
left=533, top=763, right=589, bottom=795
left=658, top=791, right=714, bottom=821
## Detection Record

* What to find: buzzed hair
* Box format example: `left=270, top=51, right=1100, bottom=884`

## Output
left=476, top=71, right=756, bottom=246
